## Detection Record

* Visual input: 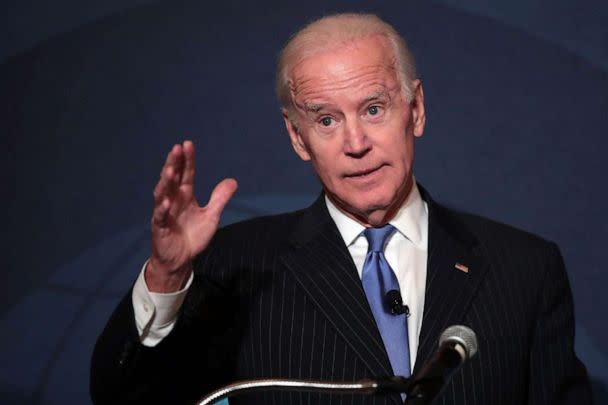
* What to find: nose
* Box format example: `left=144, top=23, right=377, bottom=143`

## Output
left=343, top=118, right=371, bottom=157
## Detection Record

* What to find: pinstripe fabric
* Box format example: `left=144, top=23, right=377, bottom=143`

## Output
left=90, top=188, right=591, bottom=405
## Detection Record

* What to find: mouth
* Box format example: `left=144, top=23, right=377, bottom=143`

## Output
left=345, top=164, right=386, bottom=178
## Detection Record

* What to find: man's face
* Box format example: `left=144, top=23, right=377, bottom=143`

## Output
left=284, top=35, right=426, bottom=226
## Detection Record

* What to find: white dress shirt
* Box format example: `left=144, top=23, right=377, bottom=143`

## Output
left=324, top=182, right=428, bottom=369
left=133, top=182, right=428, bottom=369
left=132, top=262, right=192, bottom=346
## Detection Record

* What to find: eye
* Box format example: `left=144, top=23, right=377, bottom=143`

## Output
left=367, top=105, right=380, bottom=115
left=320, top=116, right=333, bottom=127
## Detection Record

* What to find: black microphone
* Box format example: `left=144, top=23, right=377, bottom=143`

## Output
left=405, top=325, right=478, bottom=405
left=385, top=289, right=410, bottom=316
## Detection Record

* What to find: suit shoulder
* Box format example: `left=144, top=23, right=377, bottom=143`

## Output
left=191, top=208, right=306, bottom=280
left=213, top=208, right=305, bottom=244
left=437, top=205, right=567, bottom=296
left=438, top=203, right=558, bottom=254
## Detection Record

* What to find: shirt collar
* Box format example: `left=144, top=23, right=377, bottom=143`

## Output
left=325, top=179, right=428, bottom=247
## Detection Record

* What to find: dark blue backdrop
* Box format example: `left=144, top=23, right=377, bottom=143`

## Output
left=2, top=1, right=607, bottom=403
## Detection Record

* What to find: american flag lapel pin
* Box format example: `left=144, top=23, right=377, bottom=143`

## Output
left=455, top=263, right=469, bottom=273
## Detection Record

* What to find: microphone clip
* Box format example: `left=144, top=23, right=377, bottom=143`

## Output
left=386, top=290, right=410, bottom=317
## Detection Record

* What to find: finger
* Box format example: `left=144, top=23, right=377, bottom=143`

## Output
left=171, top=144, right=185, bottom=184
left=152, top=196, right=171, bottom=227
left=154, top=145, right=184, bottom=204
left=153, top=165, right=177, bottom=204
left=162, top=144, right=185, bottom=183
left=181, top=140, right=196, bottom=186
left=205, top=178, right=238, bottom=220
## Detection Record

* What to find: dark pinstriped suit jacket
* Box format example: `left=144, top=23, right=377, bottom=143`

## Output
left=90, top=188, right=591, bottom=404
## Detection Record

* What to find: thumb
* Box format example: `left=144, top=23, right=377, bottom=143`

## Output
left=206, top=178, right=238, bottom=219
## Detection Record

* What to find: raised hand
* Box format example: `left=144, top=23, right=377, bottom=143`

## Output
left=146, top=140, right=238, bottom=292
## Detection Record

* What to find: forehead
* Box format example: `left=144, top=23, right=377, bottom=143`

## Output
left=288, top=36, right=400, bottom=104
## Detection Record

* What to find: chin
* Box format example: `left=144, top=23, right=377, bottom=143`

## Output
left=345, top=197, right=393, bottom=220
left=329, top=184, right=402, bottom=220
left=358, top=189, right=396, bottom=210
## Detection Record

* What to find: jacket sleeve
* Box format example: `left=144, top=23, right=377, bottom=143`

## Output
left=90, top=246, right=241, bottom=405
left=527, top=242, right=592, bottom=404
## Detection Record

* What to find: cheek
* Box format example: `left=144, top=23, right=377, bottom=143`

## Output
left=316, top=159, right=340, bottom=183
left=308, top=152, right=335, bottom=183
left=307, top=140, right=342, bottom=171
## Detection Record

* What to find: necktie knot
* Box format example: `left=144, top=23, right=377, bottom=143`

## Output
left=364, top=224, right=397, bottom=253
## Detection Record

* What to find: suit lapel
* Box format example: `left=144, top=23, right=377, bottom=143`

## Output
left=413, top=191, right=489, bottom=375
left=281, top=195, right=395, bottom=378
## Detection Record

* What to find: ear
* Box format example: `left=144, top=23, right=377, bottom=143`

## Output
left=282, top=109, right=311, bottom=161
left=410, top=80, right=426, bottom=138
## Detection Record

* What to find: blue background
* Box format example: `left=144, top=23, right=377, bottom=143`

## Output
left=2, top=0, right=607, bottom=403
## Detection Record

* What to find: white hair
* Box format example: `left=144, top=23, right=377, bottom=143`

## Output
left=276, top=13, right=417, bottom=119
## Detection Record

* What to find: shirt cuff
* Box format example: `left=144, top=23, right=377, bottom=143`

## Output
left=132, top=260, right=194, bottom=346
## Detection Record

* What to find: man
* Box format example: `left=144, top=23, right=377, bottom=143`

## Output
left=90, top=13, right=591, bottom=404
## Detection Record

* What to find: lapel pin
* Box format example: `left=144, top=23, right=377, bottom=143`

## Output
left=455, top=263, right=469, bottom=273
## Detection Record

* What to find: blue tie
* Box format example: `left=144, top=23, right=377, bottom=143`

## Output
left=362, top=225, right=411, bottom=378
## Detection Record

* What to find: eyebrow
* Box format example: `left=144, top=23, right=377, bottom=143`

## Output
left=303, top=102, right=325, bottom=113
left=301, top=90, right=391, bottom=113
left=363, top=91, right=389, bottom=103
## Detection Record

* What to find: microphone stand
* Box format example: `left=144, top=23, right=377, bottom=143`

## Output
left=196, top=376, right=410, bottom=405
left=196, top=325, right=477, bottom=405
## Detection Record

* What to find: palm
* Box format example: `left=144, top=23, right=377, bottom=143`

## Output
left=149, top=141, right=237, bottom=283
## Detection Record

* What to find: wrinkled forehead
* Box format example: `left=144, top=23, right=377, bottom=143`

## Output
left=289, top=66, right=400, bottom=106
left=287, top=37, right=401, bottom=104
